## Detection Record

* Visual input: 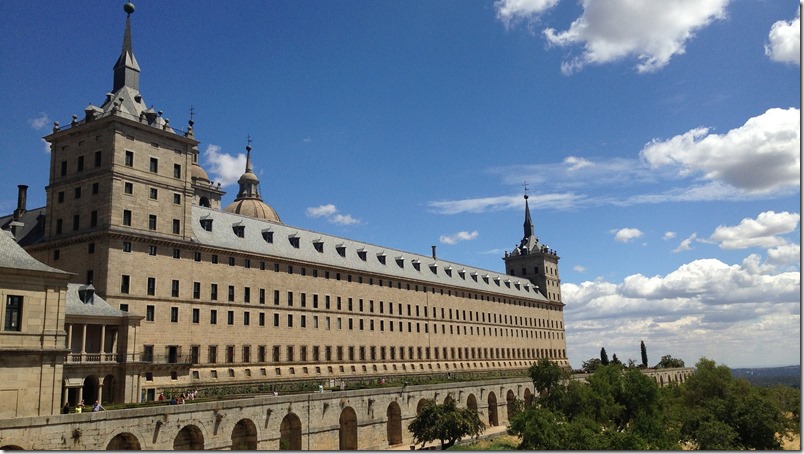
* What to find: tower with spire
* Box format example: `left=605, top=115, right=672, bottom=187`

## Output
left=503, top=194, right=563, bottom=305
left=223, top=142, right=281, bottom=222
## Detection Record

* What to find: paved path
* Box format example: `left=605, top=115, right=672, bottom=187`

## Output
left=389, top=424, right=510, bottom=450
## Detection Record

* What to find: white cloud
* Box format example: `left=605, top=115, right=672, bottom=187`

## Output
left=495, top=0, right=559, bottom=28
left=573, top=265, right=586, bottom=273
left=563, top=156, right=593, bottom=172
left=563, top=254, right=800, bottom=367
left=302, top=137, right=313, bottom=144
left=765, top=7, right=800, bottom=65
left=42, top=138, right=51, bottom=154
left=673, top=233, right=697, bottom=253
left=662, top=231, right=676, bottom=240
left=427, top=192, right=581, bottom=215
left=203, top=144, right=246, bottom=187
left=641, top=108, right=801, bottom=195
left=612, top=227, right=643, bottom=243
left=29, top=112, right=50, bottom=130
left=766, top=243, right=800, bottom=267
left=709, top=211, right=800, bottom=250
left=306, top=204, right=360, bottom=226
left=543, top=0, right=728, bottom=74
left=439, top=230, right=479, bottom=245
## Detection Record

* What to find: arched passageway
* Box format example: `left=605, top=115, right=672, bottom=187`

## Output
left=280, top=413, right=302, bottom=450
left=466, top=394, right=478, bottom=411
left=506, top=389, right=517, bottom=419
left=339, top=406, right=358, bottom=450
left=173, top=425, right=204, bottom=450
left=106, top=432, right=141, bottom=450
left=416, top=399, right=428, bottom=415
left=83, top=375, right=99, bottom=405
left=0, top=446, right=24, bottom=450
left=523, top=388, right=533, bottom=406
left=386, top=401, right=402, bottom=446
left=487, top=392, right=498, bottom=427
left=231, top=418, right=257, bottom=450
left=102, top=375, right=115, bottom=404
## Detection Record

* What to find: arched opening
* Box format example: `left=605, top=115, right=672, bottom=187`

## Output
left=82, top=375, right=99, bottom=406
left=523, top=388, right=533, bottom=407
left=506, top=389, right=517, bottom=420
left=386, top=401, right=402, bottom=446
left=231, top=418, right=257, bottom=450
left=466, top=394, right=478, bottom=412
left=279, top=413, right=302, bottom=450
left=102, top=375, right=115, bottom=404
left=443, top=394, right=455, bottom=405
left=0, top=446, right=24, bottom=450
left=173, top=425, right=204, bottom=450
left=199, top=197, right=210, bottom=207
left=416, top=399, right=428, bottom=415
left=487, top=392, right=498, bottom=427
left=339, top=406, right=358, bottom=450
left=106, top=432, right=141, bottom=450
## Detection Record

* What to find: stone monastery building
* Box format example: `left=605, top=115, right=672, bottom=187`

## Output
left=0, top=3, right=566, bottom=416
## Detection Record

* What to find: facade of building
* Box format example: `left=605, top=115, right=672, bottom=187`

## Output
left=1, top=3, right=567, bottom=408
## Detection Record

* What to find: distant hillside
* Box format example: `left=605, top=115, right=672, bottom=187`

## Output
left=731, top=365, right=800, bottom=388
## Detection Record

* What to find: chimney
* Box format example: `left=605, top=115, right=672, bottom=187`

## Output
left=431, top=245, right=437, bottom=260
left=13, top=185, right=28, bottom=220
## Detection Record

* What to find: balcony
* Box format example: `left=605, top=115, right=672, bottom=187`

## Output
left=67, top=352, right=122, bottom=363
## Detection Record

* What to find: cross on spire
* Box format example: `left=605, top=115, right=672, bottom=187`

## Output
left=189, top=105, right=195, bottom=121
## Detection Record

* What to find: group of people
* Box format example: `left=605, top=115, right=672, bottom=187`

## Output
left=62, top=399, right=104, bottom=414
left=158, top=389, right=198, bottom=405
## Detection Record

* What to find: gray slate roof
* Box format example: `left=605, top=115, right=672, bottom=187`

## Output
left=66, top=283, right=128, bottom=318
left=0, top=229, right=68, bottom=275
left=191, top=207, right=547, bottom=302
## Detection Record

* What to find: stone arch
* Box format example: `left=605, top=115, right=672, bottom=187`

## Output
left=523, top=388, right=533, bottom=406
left=386, top=401, right=402, bottom=446
left=416, top=398, right=428, bottom=415
left=102, top=374, right=116, bottom=404
left=660, top=375, right=664, bottom=386
left=443, top=393, right=455, bottom=405
left=506, top=389, right=517, bottom=420
left=487, top=392, right=498, bottom=427
left=199, top=197, right=210, bottom=207
left=279, top=412, right=302, bottom=450
left=339, top=406, right=358, bottom=450
left=83, top=374, right=100, bottom=405
left=0, top=445, right=25, bottom=450
left=106, top=432, right=141, bottom=450
left=173, top=424, right=204, bottom=450
left=466, top=394, right=478, bottom=411
left=231, top=418, right=257, bottom=450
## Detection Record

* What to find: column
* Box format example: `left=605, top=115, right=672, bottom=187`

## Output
left=80, top=324, right=87, bottom=357
left=100, top=325, right=106, bottom=360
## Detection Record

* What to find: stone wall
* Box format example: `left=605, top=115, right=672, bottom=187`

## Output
left=0, top=377, right=533, bottom=450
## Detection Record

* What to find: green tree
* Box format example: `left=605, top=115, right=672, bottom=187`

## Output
left=611, top=353, right=622, bottom=366
left=528, top=358, right=567, bottom=400
left=407, top=398, right=484, bottom=450
left=581, top=357, right=602, bottom=373
left=640, top=340, right=648, bottom=368
left=600, top=347, right=610, bottom=366
left=655, top=354, right=685, bottom=368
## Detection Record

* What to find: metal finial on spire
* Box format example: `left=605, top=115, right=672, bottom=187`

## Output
left=523, top=181, right=529, bottom=200
left=189, top=105, right=195, bottom=122
left=124, top=2, right=135, bottom=16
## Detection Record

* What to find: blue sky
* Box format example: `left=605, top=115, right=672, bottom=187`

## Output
left=0, top=0, right=799, bottom=369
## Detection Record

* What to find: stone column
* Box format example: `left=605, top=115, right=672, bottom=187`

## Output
left=80, top=324, right=87, bottom=359
left=100, top=325, right=107, bottom=359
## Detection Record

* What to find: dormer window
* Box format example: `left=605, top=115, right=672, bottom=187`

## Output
left=377, top=252, right=387, bottom=265
left=395, top=256, right=405, bottom=268
left=458, top=269, right=465, bottom=280
left=336, top=244, right=346, bottom=258
left=429, top=263, right=438, bottom=274
left=471, top=271, right=478, bottom=282
left=444, top=266, right=452, bottom=277
left=288, top=234, right=300, bottom=249
left=411, top=259, right=421, bottom=272
left=313, top=239, right=324, bottom=253
left=200, top=218, right=213, bottom=232
left=482, top=274, right=489, bottom=284
left=494, top=276, right=501, bottom=286
left=357, top=248, right=367, bottom=261
left=505, top=279, right=511, bottom=288
left=262, top=229, right=273, bottom=243
left=232, top=224, right=245, bottom=238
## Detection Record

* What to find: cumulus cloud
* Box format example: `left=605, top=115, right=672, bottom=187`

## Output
left=662, top=231, right=676, bottom=241
left=641, top=108, right=801, bottom=195
left=543, top=0, right=728, bottom=74
left=612, top=227, right=643, bottom=243
left=766, top=243, right=801, bottom=268
left=709, top=211, right=800, bottom=250
left=306, top=204, right=360, bottom=226
left=203, top=144, right=246, bottom=187
left=29, top=112, right=50, bottom=130
left=42, top=138, right=51, bottom=154
left=765, top=7, right=800, bottom=65
left=573, top=265, right=587, bottom=273
left=562, top=254, right=800, bottom=367
left=495, top=0, right=559, bottom=28
left=672, top=233, right=698, bottom=253
left=439, top=230, right=479, bottom=245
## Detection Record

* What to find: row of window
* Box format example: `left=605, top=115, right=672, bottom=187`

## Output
left=58, top=150, right=103, bottom=177
left=56, top=181, right=100, bottom=203
left=123, top=150, right=183, bottom=179
left=137, top=302, right=564, bottom=335
left=120, top=210, right=182, bottom=234
left=54, top=210, right=100, bottom=234
left=143, top=343, right=566, bottom=366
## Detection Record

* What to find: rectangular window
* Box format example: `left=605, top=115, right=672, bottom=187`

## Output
left=228, top=285, right=235, bottom=302
left=259, top=288, right=265, bottom=304
left=72, top=214, right=79, bottom=231
left=194, top=251, right=201, bottom=262
left=60, top=160, right=67, bottom=176
left=90, top=210, right=98, bottom=227
left=242, top=345, right=250, bottom=363
left=92, top=182, right=99, bottom=194
left=121, top=275, right=130, bottom=294
left=228, top=257, right=235, bottom=266
left=147, top=277, right=155, bottom=296
left=125, top=151, right=134, bottom=166
left=57, top=191, right=64, bottom=203
left=4, top=295, right=23, bottom=331
left=208, top=345, right=218, bottom=364
left=171, top=279, right=180, bottom=297
left=244, top=287, right=251, bottom=303
left=122, top=241, right=132, bottom=252
left=244, top=312, right=250, bottom=326
left=173, top=219, right=180, bottom=234
left=210, top=283, right=218, bottom=300
left=74, top=186, right=82, bottom=199
left=148, top=215, right=157, bottom=230
left=77, top=156, right=84, bottom=172
left=193, top=282, right=201, bottom=299
left=170, top=307, right=179, bottom=323
left=173, top=193, right=182, bottom=204
left=211, top=254, right=218, bottom=264
left=173, top=163, right=182, bottom=178
left=288, top=291, right=294, bottom=307
left=274, top=290, right=280, bottom=305
left=192, top=308, right=200, bottom=323
left=149, top=187, right=158, bottom=199
left=259, top=312, right=265, bottom=326
left=95, top=150, right=102, bottom=167
left=149, top=157, right=158, bottom=173
left=124, top=182, right=133, bottom=194
left=210, top=309, right=218, bottom=325
left=287, top=314, right=293, bottom=327
left=300, top=315, right=306, bottom=328
left=273, top=313, right=280, bottom=327
left=146, top=305, right=155, bottom=321
left=228, top=311, right=234, bottom=325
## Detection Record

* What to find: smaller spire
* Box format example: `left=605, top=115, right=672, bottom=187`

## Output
left=245, top=135, right=254, bottom=173
left=113, top=2, right=140, bottom=92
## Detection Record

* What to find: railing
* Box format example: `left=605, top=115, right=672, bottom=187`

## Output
left=67, top=353, right=122, bottom=363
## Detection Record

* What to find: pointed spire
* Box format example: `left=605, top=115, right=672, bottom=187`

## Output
left=245, top=135, right=254, bottom=173
left=113, top=3, right=140, bottom=92
left=523, top=194, right=534, bottom=239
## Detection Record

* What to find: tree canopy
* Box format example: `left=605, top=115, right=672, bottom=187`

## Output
left=407, top=398, right=485, bottom=450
